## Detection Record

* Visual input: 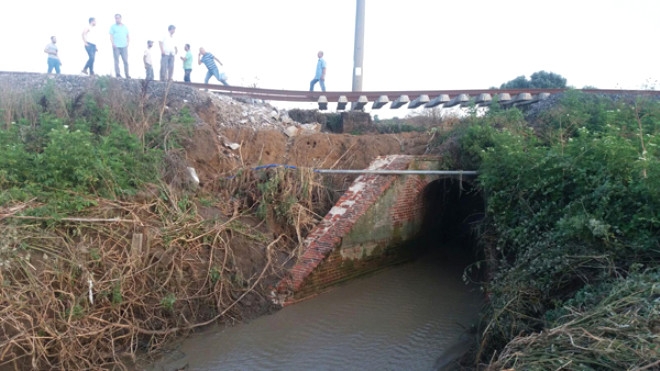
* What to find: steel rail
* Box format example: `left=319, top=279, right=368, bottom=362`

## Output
left=180, top=82, right=660, bottom=103
left=184, top=82, right=572, bottom=102
left=3, top=71, right=659, bottom=105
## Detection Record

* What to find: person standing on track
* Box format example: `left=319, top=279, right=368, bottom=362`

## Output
left=198, top=47, right=228, bottom=86
left=181, top=44, right=193, bottom=82
left=309, top=50, right=326, bottom=92
left=159, top=25, right=177, bottom=81
left=44, top=36, right=61, bottom=74
left=109, top=14, right=130, bottom=78
left=143, top=40, right=154, bottom=81
left=81, top=17, right=98, bottom=75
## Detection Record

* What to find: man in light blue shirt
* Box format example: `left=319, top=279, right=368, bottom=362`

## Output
left=109, top=14, right=130, bottom=78
left=309, top=51, right=326, bottom=92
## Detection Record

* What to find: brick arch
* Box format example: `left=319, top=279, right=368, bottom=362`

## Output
left=272, top=155, right=459, bottom=305
left=418, top=176, right=485, bottom=253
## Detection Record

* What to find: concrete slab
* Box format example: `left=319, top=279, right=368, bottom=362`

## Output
left=497, top=93, right=512, bottom=106
left=534, top=92, right=551, bottom=103
left=352, top=95, right=369, bottom=110
left=318, top=95, right=328, bottom=110
left=512, top=92, right=533, bottom=106
left=444, top=94, right=469, bottom=108
left=337, top=95, right=348, bottom=111
left=390, top=95, right=410, bottom=109
left=425, top=94, right=450, bottom=108
left=408, top=94, right=430, bottom=109
left=372, top=95, right=390, bottom=109
left=475, top=93, right=492, bottom=106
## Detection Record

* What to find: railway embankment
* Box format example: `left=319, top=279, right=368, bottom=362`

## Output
left=2, top=72, right=659, bottom=370
left=0, top=72, right=433, bottom=369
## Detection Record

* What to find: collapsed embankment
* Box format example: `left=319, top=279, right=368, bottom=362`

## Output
left=7, top=73, right=659, bottom=370
left=0, top=73, right=435, bottom=370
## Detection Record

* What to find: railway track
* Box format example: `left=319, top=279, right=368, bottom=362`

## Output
left=3, top=71, right=658, bottom=111
left=182, top=82, right=660, bottom=111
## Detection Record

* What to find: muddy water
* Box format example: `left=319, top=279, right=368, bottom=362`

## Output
left=170, top=251, right=482, bottom=371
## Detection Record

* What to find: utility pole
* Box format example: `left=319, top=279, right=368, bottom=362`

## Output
left=352, top=0, right=365, bottom=93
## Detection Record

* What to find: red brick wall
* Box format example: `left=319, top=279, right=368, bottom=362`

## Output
left=272, top=155, right=437, bottom=306
left=390, top=175, right=429, bottom=240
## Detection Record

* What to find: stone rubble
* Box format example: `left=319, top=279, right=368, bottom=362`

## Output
left=0, top=72, right=323, bottom=136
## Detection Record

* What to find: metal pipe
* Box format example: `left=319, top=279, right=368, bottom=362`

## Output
left=314, top=169, right=478, bottom=175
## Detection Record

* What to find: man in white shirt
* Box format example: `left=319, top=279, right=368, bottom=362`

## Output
left=144, top=40, right=154, bottom=81
left=44, top=36, right=61, bottom=74
left=82, top=17, right=98, bottom=75
left=159, top=25, right=178, bottom=81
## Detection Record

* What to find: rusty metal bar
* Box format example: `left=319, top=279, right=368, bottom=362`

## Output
left=314, top=169, right=478, bottom=176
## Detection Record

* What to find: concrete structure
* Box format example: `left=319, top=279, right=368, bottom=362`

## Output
left=337, top=95, right=348, bottom=110
left=340, top=111, right=373, bottom=133
left=352, top=0, right=366, bottom=93
left=408, top=94, right=430, bottom=109
left=390, top=95, right=410, bottom=109
left=353, top=95, right=369, bottom=110
left=272, top=155, right=479, bottom=305
left=426, top=94, right=451, bottom=108
left=372, top=95, right=389, bottom=109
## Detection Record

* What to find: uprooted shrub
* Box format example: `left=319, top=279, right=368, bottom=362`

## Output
left=490, top=268, right=660, bottom=370
left=209, top=165, right=335, bottom=250
left=0, top=194, right=289, bottom=369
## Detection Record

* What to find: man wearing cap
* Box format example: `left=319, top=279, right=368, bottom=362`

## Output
left=144, top=40, right=154, bottom=81
left=198, top=47, right=228, bottom=86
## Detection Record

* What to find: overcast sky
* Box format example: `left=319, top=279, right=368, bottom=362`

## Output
left=3, top=0, right=659, bottom=112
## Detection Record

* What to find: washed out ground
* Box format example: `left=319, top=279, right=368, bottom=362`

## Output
left=182, top=94, right=434, bottom=303
left=144, top=86, right=438, bottom=368
left=0, top=73, right=450, bottom=370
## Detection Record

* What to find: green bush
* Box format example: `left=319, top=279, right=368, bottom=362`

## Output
left=463, top=92, right=660, bottom=359
left=0, top=110, right=162, bottom=215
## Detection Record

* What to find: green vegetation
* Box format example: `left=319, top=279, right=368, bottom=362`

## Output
left=449, top=90, right=660, bottom=369
left=499, top=70, right=568, bottom=89
left=0, top=113, right=161, bottom=215
left=0, top=80, right=204, bottom=216
left=325, top=112, right=342, bottom=132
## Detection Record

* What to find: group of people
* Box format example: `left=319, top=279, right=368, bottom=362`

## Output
left=44, top=14, right=327, bottom=90
left=45, top=14, right=229, bottom=85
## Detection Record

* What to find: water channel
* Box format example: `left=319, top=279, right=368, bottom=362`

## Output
left=152, top=247, right=483, bottom=371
